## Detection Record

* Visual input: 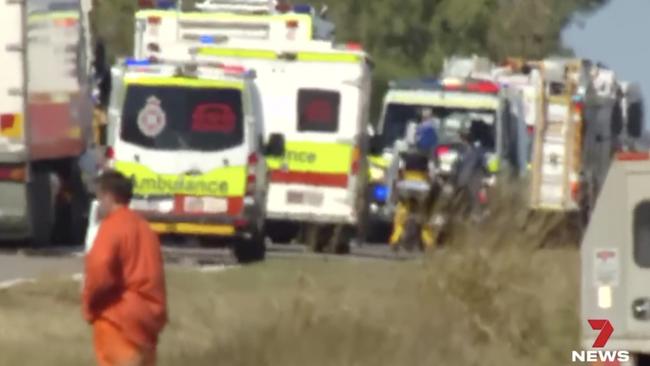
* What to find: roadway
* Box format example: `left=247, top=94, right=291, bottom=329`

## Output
left=0, top=242, right=410, bottom=284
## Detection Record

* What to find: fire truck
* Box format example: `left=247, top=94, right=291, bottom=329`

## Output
left=0, top=0, right=94, bottom=244
left=527, top=58, right=625, bottom=224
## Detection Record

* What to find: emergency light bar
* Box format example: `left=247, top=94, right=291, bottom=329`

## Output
left=389, top=77, right=500, bottom=95
left=199, top=35, right=230, bottom=44
left=123, top=58, right=256, bottom=78
left=194, top=0, right=275, bottom=13
left=138, top=0, right=176, bottom=9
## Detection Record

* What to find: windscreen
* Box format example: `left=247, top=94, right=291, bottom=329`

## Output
left=381, top=103, right=496, bottom=149
left=297, top=89, right=341, bottom=133
left=121, top=85, right=244, bottom=152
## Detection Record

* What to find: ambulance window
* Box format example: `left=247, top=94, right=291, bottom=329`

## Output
left=297, top=89, right=340, bottom=133
left=120, top=85, right=244, bottom=152
left=634, top=201, right=650, bottom=268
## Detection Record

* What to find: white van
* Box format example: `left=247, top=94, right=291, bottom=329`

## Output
left=87, top=59, right=282, bottom=262
left=193, top=40, right=373, bottom=251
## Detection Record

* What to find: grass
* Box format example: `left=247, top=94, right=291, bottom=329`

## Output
left=0, top=244, right=579, bottom=366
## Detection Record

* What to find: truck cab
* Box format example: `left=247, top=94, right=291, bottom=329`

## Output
left=581, top=151, right=650, bottom=366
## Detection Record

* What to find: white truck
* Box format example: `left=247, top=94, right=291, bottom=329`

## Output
left=581, top=151, right=650, bottom=366
left=0, top=0, right=93, bottom=244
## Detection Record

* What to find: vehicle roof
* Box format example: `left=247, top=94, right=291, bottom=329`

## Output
left=116, top=62, right=251, bottom=89
left=384, top=89, right=500, bottom=110
left=135, top=8, right=312, bottom=21
left=194, top=41, right=371, bottom=63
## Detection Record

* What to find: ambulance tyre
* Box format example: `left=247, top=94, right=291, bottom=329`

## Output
left=234, top=220, right=266, bottom=264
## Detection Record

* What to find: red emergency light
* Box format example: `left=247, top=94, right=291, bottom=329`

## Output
left=616, top=151, right=650, bottom=161
left=442, top=79, right=500, bottom=95
left=346, top=42, right=363, bottom=51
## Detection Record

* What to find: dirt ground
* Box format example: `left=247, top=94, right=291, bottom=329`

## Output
left=0, top=243, right=579, bottom=366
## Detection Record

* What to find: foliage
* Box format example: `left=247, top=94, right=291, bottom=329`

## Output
left=91, top=0, right=610, bottom=117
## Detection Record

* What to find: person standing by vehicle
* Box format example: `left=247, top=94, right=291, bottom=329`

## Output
left=83, top=170, right=168, bottom=366
left=453, top=120, right=490, bottom=222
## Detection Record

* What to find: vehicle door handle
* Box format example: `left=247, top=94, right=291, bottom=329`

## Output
left=632, top=298, right=650, bottom=320
left=184, top=169, right=202, bottom=176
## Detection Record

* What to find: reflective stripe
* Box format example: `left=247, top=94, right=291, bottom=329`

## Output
left=198, top=47, right=277, bottom=59
left=386, top=91, right=499, bottom=110
left=270, top=170, right=348, bottom=188
left=488, top=156, right=500, bottom=174
left=267, top=141, right=353, bottom=173
left=150, top=222, right=235, bottom=235
left=267, top=141, right=353, bottom=187
left=198, top=47, right=363, bottom=64
left=28, top=11, right=79, bottom=23
left=368, top=155, right=388, bottom=169
left=297, top=52, right=361, bottom=63
left=0, top=114, right=23, bottom=139
left=114, top=161, right=246, bottom=197
left=124, top=77, right=244, bottom=90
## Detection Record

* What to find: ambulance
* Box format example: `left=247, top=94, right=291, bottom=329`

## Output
left=0, top=0, right=94, bottom=244
left=370, top=77, right=527, bottom=222
left=87, top=58, right=281, bottom=263
left=191, top=40, right=373, bottom=251
left=133, top=0, right=335, bottom=62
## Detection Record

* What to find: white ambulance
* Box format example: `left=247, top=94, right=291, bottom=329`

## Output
left=192, top=40, right=373, bottom=251
left=86, top=58, right=280, bottom=263
left=133, top=0, right=335, bottom=62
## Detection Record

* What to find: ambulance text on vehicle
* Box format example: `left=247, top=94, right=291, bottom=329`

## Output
left=193, top=40, right=372, bottom=248
left=92, top=59, right=282, bottom=262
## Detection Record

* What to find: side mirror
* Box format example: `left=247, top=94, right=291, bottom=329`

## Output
left=265, top=133, right=286, bottom=157
left=369, top=135, right=383, bottom=155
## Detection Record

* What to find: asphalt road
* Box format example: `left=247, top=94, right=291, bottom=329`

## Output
left=0, top=242, right=409, bottom=285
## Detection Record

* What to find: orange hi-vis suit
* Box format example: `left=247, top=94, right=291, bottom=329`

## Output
left=83, top=207, right=168, bottom=366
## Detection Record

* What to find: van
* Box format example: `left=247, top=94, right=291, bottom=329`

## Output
left=86, top=59, right=283, bottom=262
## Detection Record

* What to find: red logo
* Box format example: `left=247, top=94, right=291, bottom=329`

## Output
left=589, top=319, right=614, bottom=348
left=305, top=99, right=333, bottom=123
left=192, top=103, right=236, bottom=133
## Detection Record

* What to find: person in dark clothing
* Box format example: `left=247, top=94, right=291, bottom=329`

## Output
left=452, top=120, right=490, bottom=221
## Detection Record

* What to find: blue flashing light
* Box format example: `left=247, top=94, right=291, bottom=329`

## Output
left=156, top=0, right=176, bottom=9
left=125, top=58, right=152, bottom=66
left=373, top=184, right=389, bottom=203
left=293, top=4, right=313, bottom=14
left=199, top=35, right=215, bottom=44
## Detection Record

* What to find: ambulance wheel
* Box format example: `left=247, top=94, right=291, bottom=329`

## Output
left=234, top=233, right=266, bottom=264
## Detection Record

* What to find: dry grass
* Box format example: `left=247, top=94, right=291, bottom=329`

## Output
left=0, top=244, right=579, bottom=366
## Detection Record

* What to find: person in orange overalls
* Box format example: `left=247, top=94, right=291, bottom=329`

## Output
left=83, top=170, right=168, bottom=366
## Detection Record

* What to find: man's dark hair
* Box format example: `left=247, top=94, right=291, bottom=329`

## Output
left=96, top=170, right=133, bottom=204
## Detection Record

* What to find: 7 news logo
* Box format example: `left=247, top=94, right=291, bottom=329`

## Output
left=572, top=319, right=630, bottom=363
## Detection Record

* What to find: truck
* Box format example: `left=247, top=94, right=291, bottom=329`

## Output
left=528, top=58, right=625, bottom=225
left=0, top=0, right=93, bottom=245
left=581, top=151, right=650, bottom=366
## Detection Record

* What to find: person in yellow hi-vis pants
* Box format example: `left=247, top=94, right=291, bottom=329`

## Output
left=389, top=171, right=437, bottom=251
